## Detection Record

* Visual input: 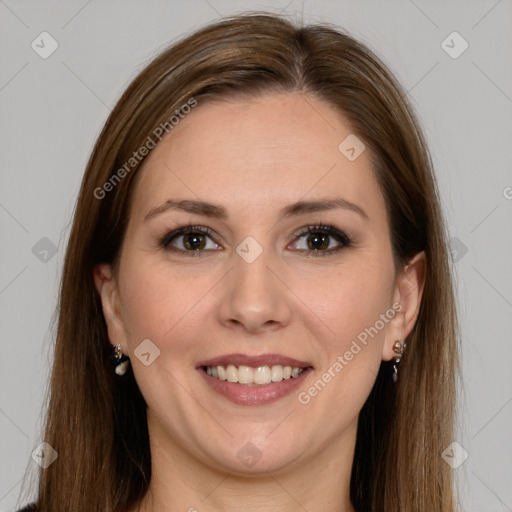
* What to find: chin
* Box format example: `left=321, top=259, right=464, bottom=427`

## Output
left=198, top=431, right=307, bottom=476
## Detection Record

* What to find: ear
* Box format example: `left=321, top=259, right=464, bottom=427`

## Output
left=382, top=251, right=426, bottom=361
left=93, top=263, right=128, bottom=351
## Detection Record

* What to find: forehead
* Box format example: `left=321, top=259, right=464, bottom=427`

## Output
left=130, top=92, right=386, bottom=225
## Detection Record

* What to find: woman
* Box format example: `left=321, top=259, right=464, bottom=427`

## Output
left=18, top=12, right=459, bottom=512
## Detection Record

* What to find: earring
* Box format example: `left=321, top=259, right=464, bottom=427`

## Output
left=392, top=339, right=406, bottom=383
left=112, top=344, right=130, bottom=376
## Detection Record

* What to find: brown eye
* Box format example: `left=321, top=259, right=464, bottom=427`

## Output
left=182, top=233, right=207, bottom=250
left=306, top=232, right=330, bottom=251
left=161, top=225, right=220, bottom=254
left=291, top=224, right=351, bottom=256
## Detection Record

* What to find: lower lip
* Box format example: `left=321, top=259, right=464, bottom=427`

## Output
left=198, top=367, right=313, bottom=406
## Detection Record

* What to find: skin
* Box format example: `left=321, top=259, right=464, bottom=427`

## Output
left=94, top=92, right=425, bottom=512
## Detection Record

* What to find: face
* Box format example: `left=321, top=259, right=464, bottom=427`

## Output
left=96, top=92, right=424, bottom=476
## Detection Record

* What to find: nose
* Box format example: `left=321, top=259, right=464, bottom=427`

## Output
left=216, top=248, right=292, bottom=334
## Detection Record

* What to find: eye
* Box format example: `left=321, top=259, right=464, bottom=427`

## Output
left=160, top=225, right=221, bottom=255
left=160, top=222, right=352, bottom=257
left=290, top=223, right=352, bottom=256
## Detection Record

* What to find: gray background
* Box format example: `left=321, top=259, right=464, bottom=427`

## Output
left=1, top=1, right=511, bottom=510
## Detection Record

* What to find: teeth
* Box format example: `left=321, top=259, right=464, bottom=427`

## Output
left=238, top=365, right=253, bottom=384
left=271, top=365, right=283, bottom=382
left=254, top=366, right=271, bottom=385
left=226, top=364, right=238, bottom=383
left=204, top=364, right=305, bottom=385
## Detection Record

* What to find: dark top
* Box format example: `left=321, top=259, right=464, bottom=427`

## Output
left=16, top=505, right=37, bottom=512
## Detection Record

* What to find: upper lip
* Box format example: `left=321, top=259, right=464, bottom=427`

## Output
left=196, top=353, right=313, bottom=369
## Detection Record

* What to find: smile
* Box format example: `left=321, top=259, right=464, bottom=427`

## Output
left=197, top=353, right=313, bottom=405
left=203, top=364, right=305, bottom=385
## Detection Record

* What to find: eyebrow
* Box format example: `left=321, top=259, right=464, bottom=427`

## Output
left=143, top=197, right=369, bottom=222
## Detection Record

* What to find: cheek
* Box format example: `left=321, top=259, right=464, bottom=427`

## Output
left=118, top=256, right=181, bottom=344
left=295, top=260, right=394, bottom=349
left=118, top=254, right=218, bottom=357
left=291, top=260, right=394, bottom=411
left=117, top=258, right=210, bottom=417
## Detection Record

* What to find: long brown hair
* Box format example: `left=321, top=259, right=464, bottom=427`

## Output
left=27, top=12, right=458, bottom=512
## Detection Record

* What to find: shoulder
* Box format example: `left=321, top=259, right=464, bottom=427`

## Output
left=16, top=505, right=37, bottom=512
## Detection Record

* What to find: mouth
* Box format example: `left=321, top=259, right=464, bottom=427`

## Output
left=201, top=364, right=305, bottom=385
left=196, top=353, right=313, bottom=405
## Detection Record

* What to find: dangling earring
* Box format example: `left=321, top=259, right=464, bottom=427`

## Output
left=392, top=339, right=406, bottom=383
left=112, top=343, right=130, bottom=376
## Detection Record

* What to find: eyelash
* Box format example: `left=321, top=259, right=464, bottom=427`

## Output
left=159, top=223, right=352, bottom=257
